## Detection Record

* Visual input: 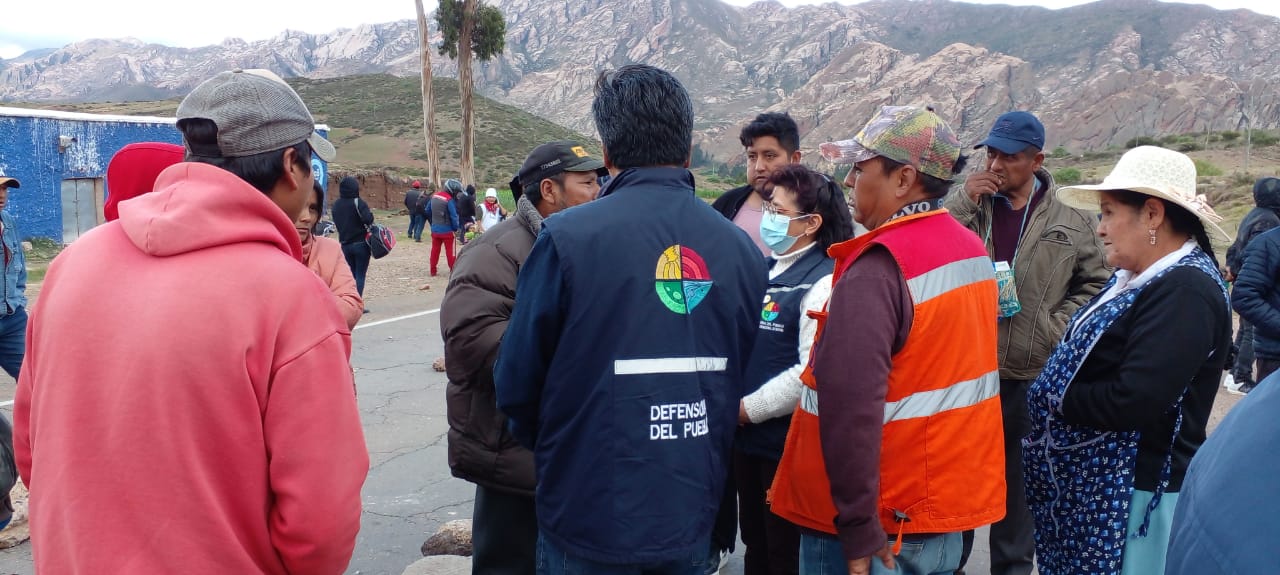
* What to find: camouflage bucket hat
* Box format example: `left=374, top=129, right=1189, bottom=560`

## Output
left=819, top=105, right=962, bottom=181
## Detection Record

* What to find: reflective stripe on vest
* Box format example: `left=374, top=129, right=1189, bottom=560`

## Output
left=905, top=256, right=992, bottom=305
left=797, top=369, right=997, bottom=423
left=770, top=210, right=1006, bottom=537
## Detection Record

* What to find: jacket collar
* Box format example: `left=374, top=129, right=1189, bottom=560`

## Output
left=770, top=243, right=831, bottom=287
left=599, top=167, right=696, bottom=198
left=514, top=194, right=544, bottom=238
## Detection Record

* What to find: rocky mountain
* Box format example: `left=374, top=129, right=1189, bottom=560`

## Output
left=4, top=0, right=1279, bottom=162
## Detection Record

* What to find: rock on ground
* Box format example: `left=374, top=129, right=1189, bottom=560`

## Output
left=421, top=519, right=472, bottom=557
left=401, top=555, right=471, bottom=575
left=0, top=481, right=30, bottom=549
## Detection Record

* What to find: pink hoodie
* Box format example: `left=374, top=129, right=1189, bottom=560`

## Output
left=14, top=163, right=369, bottom=574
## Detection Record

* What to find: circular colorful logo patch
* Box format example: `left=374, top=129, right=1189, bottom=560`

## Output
left=656, top=245, right=714, bottom=315
left=761, top=297, right=780, bottom=322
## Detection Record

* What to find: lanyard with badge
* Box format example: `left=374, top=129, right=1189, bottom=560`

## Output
left=983, top=177, right=1040, bottom=319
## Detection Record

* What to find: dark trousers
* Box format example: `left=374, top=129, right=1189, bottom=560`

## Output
left=734, top=450, right=799, bottom=575
left=0, top=307, right=26, bottom=379
left=408, top=213, right=426, bottom=241
left=473, top=484, right=537, bottom=575
left=1233, top=319, right=1256, bottom=385
left=1258, top=358, right=1280, bottom=384
left=430, top=232, right=456, bottom=275
left=959, top=379, right=1035, bottom=575
left=341, top=241, right=372, bottom=297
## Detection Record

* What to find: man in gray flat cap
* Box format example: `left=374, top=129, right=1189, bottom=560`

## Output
left=15, top=69, right=368, bottom=575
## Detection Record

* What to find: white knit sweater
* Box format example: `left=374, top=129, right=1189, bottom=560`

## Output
left=742, top=242, right=833, bottom=424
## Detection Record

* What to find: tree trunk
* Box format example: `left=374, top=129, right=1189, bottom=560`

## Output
left=458, top=0, right=478, bottom=187
left=415, top=0, right=442, bottom=189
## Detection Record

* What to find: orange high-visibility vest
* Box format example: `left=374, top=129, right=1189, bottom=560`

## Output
left=770, top=209, right=1006, bottom=538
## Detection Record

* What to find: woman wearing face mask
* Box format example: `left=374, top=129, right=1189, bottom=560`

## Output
left=735, top=164, right=854, bottom=575
left=298, top=182, right=364, bottom=330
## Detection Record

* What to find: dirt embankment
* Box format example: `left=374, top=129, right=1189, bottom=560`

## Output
left=326, top=169, right=416, bottom=211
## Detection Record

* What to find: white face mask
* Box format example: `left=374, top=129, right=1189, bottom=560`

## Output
left=760, top=210, right=807, bottom=254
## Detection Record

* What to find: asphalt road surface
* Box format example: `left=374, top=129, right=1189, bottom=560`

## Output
left=0, top=282, right=1243, bottom=574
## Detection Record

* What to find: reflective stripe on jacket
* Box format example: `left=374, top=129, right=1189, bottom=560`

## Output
left=770, top=209, right=1006, bottom=536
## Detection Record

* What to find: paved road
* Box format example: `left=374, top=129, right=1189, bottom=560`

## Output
left=0, top=283, right=1244, bottom=574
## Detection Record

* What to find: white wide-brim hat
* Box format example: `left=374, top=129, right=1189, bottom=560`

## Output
left=1057, top=145, right=1231, bottom=242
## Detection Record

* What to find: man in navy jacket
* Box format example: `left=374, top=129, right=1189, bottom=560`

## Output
left=1232, top=225, right=1280, bottom=386
left=495, top=64, right=767, bottom=573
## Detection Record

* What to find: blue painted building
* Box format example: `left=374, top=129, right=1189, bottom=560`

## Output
left=0, top=107, right=330, bottom=243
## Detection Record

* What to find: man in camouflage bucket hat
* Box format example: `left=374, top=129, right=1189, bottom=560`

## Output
left=771, top=105, right=1007, bottom=575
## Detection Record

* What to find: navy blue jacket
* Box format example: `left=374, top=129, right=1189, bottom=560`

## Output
left=1167, top=371, right=1280, bottom=575
left=736, top=246, right=832, bottom=460
left=1232, top=228, right=1280, bottom=359
left=494, top=167, right=767, bottom=564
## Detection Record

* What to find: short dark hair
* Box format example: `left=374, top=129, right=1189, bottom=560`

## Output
left=739, top=112, right=800, bottom=154
left=178, top=118, right=311, bottom=194
left=524, top=172, right=566, bottom=208
left=879, top=154, right=970, bottom=199
left=765, top=164, right=855, bottom=252
left=592, top=65, right=693, bottom=170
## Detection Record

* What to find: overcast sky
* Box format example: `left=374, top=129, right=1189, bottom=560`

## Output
left=2, top=0, right=1276, bottom=59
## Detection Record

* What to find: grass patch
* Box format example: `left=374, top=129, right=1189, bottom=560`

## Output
left=25, top=238, right=63, bottom=263
left=1052, top=167, right=1083, bottom=185
left=1194, top=159, right=1223, bottom=177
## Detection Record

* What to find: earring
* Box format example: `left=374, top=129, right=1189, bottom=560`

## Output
left=1148, top=229, right=1157, bottom=246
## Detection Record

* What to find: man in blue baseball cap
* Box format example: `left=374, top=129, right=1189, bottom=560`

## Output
left=944, top=110, right=1109, bottom=575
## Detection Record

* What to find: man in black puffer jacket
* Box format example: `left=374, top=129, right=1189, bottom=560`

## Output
left=1226, top=177, right=1280, bottom=393
left=441, top=141, right=606, bottom=575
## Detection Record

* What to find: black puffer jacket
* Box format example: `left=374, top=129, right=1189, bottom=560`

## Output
left=1227, top=177, right=1280, bottom=275
left=330, top=177, right=374, bottom=245
left=440, top=196, right=543, bottom=495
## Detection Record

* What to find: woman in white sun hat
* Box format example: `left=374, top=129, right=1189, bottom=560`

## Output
left=478, top=188, right=507, bottom=233
left=1021, top=146, right=1232, bottom=575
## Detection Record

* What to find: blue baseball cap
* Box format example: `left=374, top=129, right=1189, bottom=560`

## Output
left=975, top=111, right=1045, bottom=155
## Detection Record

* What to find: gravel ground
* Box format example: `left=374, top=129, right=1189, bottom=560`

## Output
left=341, top=210, right=459, bottom=305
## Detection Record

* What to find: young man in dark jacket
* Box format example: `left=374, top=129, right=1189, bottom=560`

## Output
left=404, top=180, right=426, bottom=242
left=712, top=112, right=803, bottom=257
left=441, top=141, right=606, bottom=575
left=495, top=64, right=767, bottom=573
left=330, top=175, right=374, bottom=299
left=1223, top=176, right=1280, bottom=394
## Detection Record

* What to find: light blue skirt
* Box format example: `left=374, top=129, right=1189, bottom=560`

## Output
left=1120, top=489, right=1180, bottom=575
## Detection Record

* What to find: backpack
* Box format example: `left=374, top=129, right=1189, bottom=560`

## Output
left=353, top=198, right=396, bottom=259
left=367, top=223, right=396, bottom=259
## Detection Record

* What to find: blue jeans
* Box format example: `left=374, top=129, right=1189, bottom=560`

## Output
left=536, top=534, right=711, bottom=575
left=341, top=241, right=372, bottom=297
left=0, top=307, right=26, bottom=379
left=799, top=532, right=961, bottom=575
left=408, top=213, right=426, bottom=241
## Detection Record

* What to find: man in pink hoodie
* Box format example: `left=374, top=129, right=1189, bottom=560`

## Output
left=13, top=69, right=369, bottom=574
